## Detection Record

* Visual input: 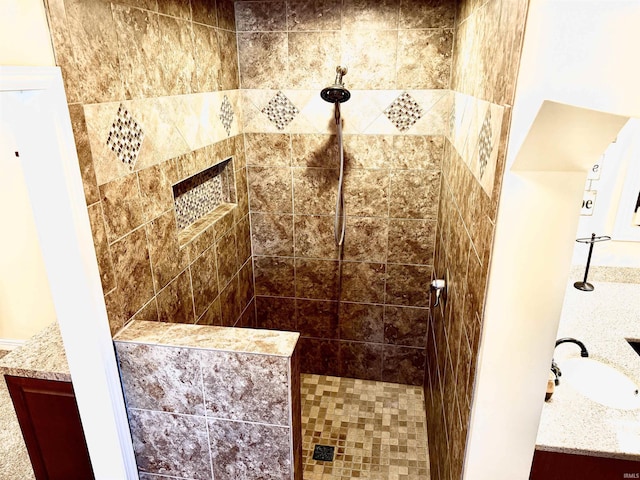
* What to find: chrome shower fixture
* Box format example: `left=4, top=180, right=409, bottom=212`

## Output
left=320, top=66, right=350, bottom=246
left=321, top=66, right=351, bottom=104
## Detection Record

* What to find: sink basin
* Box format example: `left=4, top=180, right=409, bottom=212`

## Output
left=560, top=358, right=640, bottom=410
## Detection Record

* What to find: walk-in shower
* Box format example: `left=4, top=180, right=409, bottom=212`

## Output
left=321, top=66, right=351, bottom=246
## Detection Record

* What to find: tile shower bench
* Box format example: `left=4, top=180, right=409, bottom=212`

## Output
left=114, top=320, right=302, bottom=480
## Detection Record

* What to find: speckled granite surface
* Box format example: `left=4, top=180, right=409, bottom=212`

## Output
left=536, top=281, right=640, bottom=460
left=115, top=320, right=300, bottom=357
left=0, top=322, right=70, bottom=382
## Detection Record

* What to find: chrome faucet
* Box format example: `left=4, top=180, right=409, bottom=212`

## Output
left=551, top=337, right=589, bottom=385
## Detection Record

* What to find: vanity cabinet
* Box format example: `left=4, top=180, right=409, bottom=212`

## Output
left=5, top=375, right=95, bottom=480
left=530, top=449, right=640, bottom=480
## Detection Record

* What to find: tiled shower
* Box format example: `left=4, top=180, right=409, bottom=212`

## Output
left=42, top=0, right=528, bottom=479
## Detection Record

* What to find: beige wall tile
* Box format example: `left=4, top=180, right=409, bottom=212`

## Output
left=146, top=210, right=189, bottom=291
left=156, top=0, right=191, bottom=19
left=87, top=202, right=116, bottom=293
left=65, top=0, right=124, bottom=103
left=245, top=133, right=292, bottom=166
left=68, top=104, right=100, bottom=205
left=192, top=23, right=223, bottom=92
left=343, top=217, right=388, bottom=263
left=294, top=215, right=338, bottom=260
left=238, top=32, right=288, bottom=89
left=399, top=0, right=455, bottom=29
left=100, top=173, right=146, bottom=242
left=292, top=167, right=338, bottom=215
left=341, top=30, right=397, bottom=89
left=342, top=0, right=399, bottom=31
left=340, top=262, right=386, bottom=304
left=158, top=15, right=197, bottom=96
left=254, top=256, right=295, bottom=297
left=112, top=5, right=163, bottom=99
left=247, top=166, right=293, bottom=213
left=286, top=0, right=342, bottom=31
left=397, top=29, right=453, bottom=90
left=235, top=1, right=287, bottom=32
left=288, top=32, right=341, bottom=89
left=111, top=227, right=155, bottom=320
left=156, top=269, right=195, bottom=324
left=251, top=213, right=294, bottom=256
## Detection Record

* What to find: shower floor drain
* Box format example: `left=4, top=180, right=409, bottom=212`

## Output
left=312, top=444, right=335, bottom=462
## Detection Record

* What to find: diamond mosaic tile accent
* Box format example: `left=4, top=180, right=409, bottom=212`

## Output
left=384, top=92, right=424, bottom=133
left=173, top=160, right=232, bottom=231
left=301, top=374, right=429, bottom=480
left=219, top=94, right=234, bottom=136
left=477, top=109, right=493, bottom=180
left=261, top=91, right=299, bottom=130
left=106, top=104, right=144, bottom=169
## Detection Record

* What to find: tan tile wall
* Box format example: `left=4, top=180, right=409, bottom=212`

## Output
left=44, top=0, right=255, bottom=335
left=425, top=1, right=530, bottom=479
left=235, top=0, right=457, bottom=385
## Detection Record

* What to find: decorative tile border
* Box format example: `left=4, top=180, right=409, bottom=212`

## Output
left=106, top=104, right=145, bottom=169
left=242, top=89, right=452, bottom=136
left=449, top=92, right=504, bottom=195
left=384, top=92, right=424, bottom=132
left=261, top=91, right=300, bottom=130
left=84, top=90, right=243, bottom=187
left=219, top=94, right=234, bottom=136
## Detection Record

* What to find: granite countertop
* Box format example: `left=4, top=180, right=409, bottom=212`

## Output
left=114, top=320, right=300, bottom=357
left=0, top=322, right=70, bottom=382
left=536, top=281, right=640, bottom=460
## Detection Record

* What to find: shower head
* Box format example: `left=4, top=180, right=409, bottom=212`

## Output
left=321, top=66, right=351, bottom=103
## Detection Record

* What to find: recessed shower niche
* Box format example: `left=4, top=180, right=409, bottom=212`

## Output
left=173, top=158, right=237, bottom=247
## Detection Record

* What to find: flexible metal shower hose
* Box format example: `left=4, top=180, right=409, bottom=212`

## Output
left=334, top=103, right=346, bottom=246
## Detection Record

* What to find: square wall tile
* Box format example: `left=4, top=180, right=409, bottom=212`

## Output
left=238, top=32, right=288, bottom=89
left=201, top=350, right=290, bottom=425
left=116, top=343, right=204, bottom=415
left=296, top=299, right=339, bottom=339
left=247, top=166, right=293, bottom=213
left=251, top=213, right=294, bottom=256
left=254, top=256, right=295, bottom=297
left=209, top=419, right=292, bottom=480
left=339, top=302, right=384, bottom=343
left=128, top=409, right=211, bottom=480
left=340, top=262, right=386, bottom=304
left=256, top=296, right=297, bottom=331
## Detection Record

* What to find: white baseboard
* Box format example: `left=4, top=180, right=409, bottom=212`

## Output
left=0, top=338, right=25, bottom=351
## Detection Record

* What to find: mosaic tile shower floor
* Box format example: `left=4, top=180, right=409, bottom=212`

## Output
left=301, top=374, right=430, bottom=480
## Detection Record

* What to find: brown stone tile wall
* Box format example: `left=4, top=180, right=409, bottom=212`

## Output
left=248, top=132, right=443, bottom=386
left=236, top=1, right=457, bottom=385
left=44, top=0, right=254, bottom=336
left=425, top=1, right=530, bottom=479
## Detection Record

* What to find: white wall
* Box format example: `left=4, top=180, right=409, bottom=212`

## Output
left=0, top=0, right=55, bottom=67
left=572, top=118, right=640, bottom=267
left=0, top=0, right=57, bottom=342
left=465, top=1, right=640, bottom=479
left=0, top=107, right=57, bottom=341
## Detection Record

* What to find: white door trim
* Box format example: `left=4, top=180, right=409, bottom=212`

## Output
left=0, top=66, right=138, bottom=479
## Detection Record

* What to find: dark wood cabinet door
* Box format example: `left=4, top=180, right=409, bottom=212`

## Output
left=5, top=375, right=95, bottom=480
left=530, top=449, right=640, bottom=480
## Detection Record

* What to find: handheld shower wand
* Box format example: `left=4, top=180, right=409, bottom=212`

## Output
left=320, top=66, right=351, bottom=246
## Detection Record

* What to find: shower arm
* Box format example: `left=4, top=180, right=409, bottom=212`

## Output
left=334, top=66, right=347, bottom=86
